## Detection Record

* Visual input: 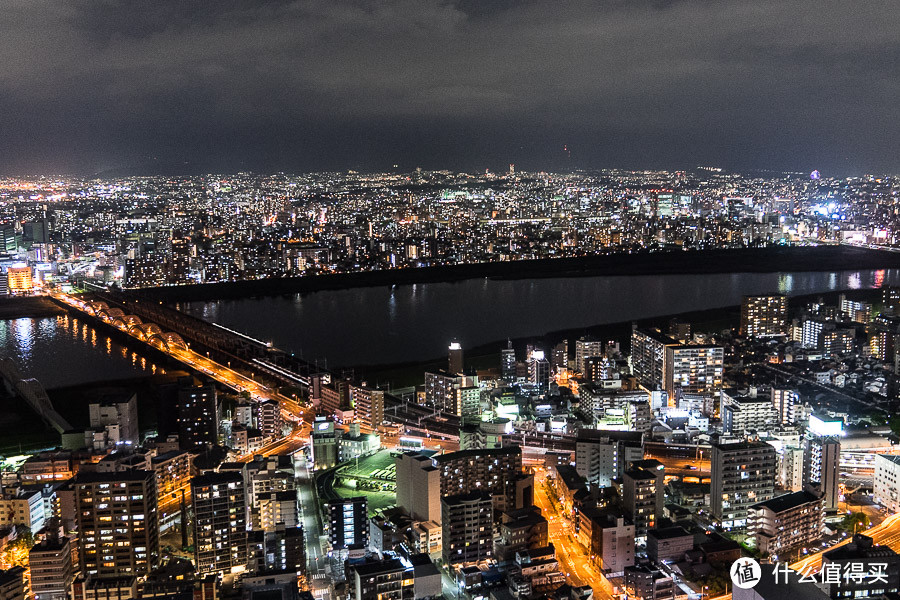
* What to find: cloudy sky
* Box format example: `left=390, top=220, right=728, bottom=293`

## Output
left=1, top=0, right=898, bottom=175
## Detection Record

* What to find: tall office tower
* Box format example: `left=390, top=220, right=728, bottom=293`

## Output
left=740, top=295, right=788, bottom=338
left=575, top=337, right=605, bottom=374
left=804, top=433, right=840, bottom=511
left=501, top=341, right=516, bottom=381
left=820, top=535, right=900, bottom=600
left=191, top=472, right=249, bottom=575
left=551, top=340, right=568, bottom=372
left=328, top=497, right=368, bottom=550
left=88, top=391, right=139, bottom=448
left=256, top=399, right=283, bottom=439
left=349, top=384, right=385, bottom=430
left=575, top=429, right=644, bottom=488
left=527, top=351, right=550, bottom=388
left=710, top=440, right=776, bottom=530
left=74, top=471, right=159, bottom=577
left=623, top=464, right=663, bottom=545
left=177, top=378, right=219, bottom=449
left=441, top=491, right=493, bottom=566
left=29, top=537, right=74, bottom=600
left=448, top=341, right=464, bottom=375
left=433, top=446, right=528, bottom=514
left=395, top=453, right=441, bottom=523
left=771, top=388, right=801, bottom=424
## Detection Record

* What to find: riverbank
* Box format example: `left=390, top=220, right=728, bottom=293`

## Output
left=0, top=296, right=64, bottom=319
left=137, top=246, right=900, bottom=301
left=353, top=286, right=884, bottom=389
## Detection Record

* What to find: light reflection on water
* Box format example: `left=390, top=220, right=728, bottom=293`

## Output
left=0, top=314, right=160, bottom=389
left=183, top=269, right=900, bottom=368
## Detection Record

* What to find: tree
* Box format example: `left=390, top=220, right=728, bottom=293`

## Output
left=841, top=512, right=870, bottom=533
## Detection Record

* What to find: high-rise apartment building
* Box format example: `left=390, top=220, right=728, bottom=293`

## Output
left=441, top=492, right=493, bottom=566
left=741, top=295, right=788, bottom=338
left=74, top=471, right=159, bottom=577
left=551, top=340, right=568, bottom=372
left=349, top=384, right=385, bottom=430
left=622, top=460, right=665, bottom=545
left=433, top=446, right=527, bottom=514
left=575, top=429, right=644, bottom=488
left=631, top=328, right=723, bottom=397
left=771, top=388, right=801, bottom=424
left=29, top=537, right=74, bottom=600
left=191, top=472, right=248, bottom=575
left=748, top=490, right=823, bottom=557
left=395, top=453, right=440, bottom=523
left=328, top=496, right=368, bottom=550
left=803, top=434, right=840, bottom=511
left=874, top=454, right=900, bottom=513
left=575, top=337, right=604, bottom=374
left=710, top=440, right=776, bottom=529
left=448, top=341, right=464, bottom=374
left=501, top=341, right=516, bottom=381
left=176, top=378, right=219, bottom=449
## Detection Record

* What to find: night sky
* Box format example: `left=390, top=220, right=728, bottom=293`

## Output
left=2, top=0, right=898, bottom=176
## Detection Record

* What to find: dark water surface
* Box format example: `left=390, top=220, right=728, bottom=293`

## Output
left=177, top=269, right=900, bottom=368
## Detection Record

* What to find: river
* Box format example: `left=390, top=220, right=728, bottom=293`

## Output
left=173, top=269, right=900, bottom=368
left=1, top=270, right=896, bottom=384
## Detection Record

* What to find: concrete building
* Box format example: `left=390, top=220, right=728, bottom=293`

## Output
left=623, top=463, right=664, bottom=545
left=449, top=341, right=464, bottom=375
left=328, top=496, right=368, bottom=550
left=749, top=490, right=824, bottom=558
left=0, top=568, right=26, bottom=600
left=646, top=527, right=694, bottom=563
left=88, top=391, right=139, bottom=449
left=771, top=389, right=801, bottom=425
left=176, top=378, right=219, bottom=449
left=191, top=472, right=248, bottom=575
left=575, top=429, right=643, bottom=488
left=349, top=558, right=414, bottom=600
left=722, top=393, right=780, bottom=433
left=577, top=510, right=635, bottom=575
left=441, top=491, right=493, bottom=566
left=819, top=534, right=900, bottom=599
left=874, top=453, right=900, bottom=513
left=395, top=453, right=440, bottom=523
left=433, top=446, right=528, bottom=514
left=741, top=295, right=788, bottom=338
left=311, top=417, right=340, bottom=470
left=29, top=537, right=74, bottom=600
left=710, top=440, right=776, bottom=530
left=74, top=470, right=159, bottom=577
left=803, top=434, right=840, bottom=511
left=575, top=337, right=605, bottom=374
left=631, top=328, right=723, bottom=396
left=624, top=563, right=676, bottom=600
left=349, top=385, right=385, bottom=430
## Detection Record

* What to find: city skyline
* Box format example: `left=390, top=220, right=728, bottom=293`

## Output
left=2, top=1, right=899, bottom=176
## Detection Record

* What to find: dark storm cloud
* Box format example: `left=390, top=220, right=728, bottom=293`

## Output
left=0, top=0, right=898, bottom=175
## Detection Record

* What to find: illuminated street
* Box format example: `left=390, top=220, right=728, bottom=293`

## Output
left=532, top=467, right=615, bottom=600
